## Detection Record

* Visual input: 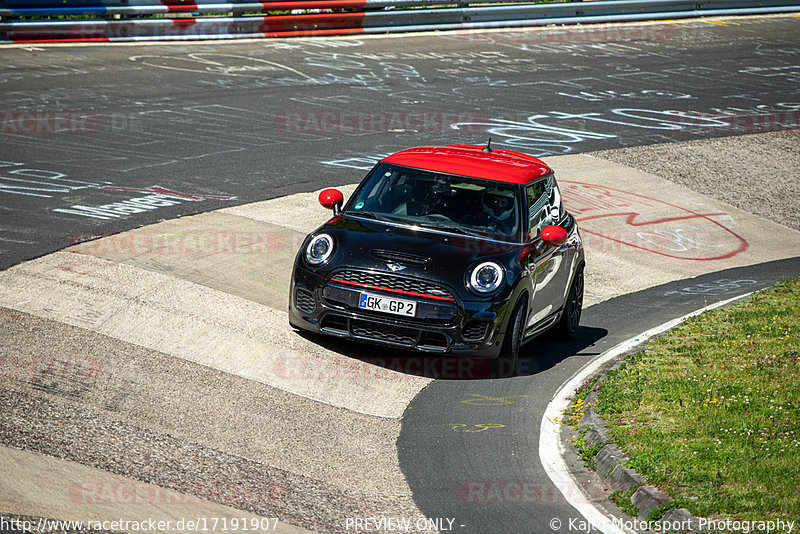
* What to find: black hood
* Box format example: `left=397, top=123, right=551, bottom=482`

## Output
left=305, top=214, right=524, bottom=300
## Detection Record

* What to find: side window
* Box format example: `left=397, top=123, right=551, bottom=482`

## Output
left=526, top=179, right=548, bottom=236
left=551, top=180, right=563, bottom=222
left=526, top=175, right=564, bottom=237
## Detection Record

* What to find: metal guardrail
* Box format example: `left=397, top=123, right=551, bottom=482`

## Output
left=0, top=0, right=798, bottom=42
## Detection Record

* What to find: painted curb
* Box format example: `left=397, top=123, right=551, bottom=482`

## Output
left=539, top=291, right=754, bottom=534
left=571, top=378, right=707, bottom=531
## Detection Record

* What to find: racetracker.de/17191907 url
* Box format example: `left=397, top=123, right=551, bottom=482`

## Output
left=0, top=516, right=282, bottom=533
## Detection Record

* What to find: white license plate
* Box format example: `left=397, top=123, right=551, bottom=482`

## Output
left=358, top=292, right=417, bottom=317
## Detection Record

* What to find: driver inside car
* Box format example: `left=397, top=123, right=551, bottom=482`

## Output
left=479, top=187, right=518, bottom=237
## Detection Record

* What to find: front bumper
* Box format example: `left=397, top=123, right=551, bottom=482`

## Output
left=289, top=265, right=511, bottom=359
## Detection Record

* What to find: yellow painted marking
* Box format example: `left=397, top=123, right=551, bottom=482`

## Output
left=703, top=20, right=741, bottom=26
left=450, top=423, right=506, bottom=433
left=460, top=394, right=529, bottom=406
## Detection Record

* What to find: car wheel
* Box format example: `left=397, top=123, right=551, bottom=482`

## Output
left=497, top=299, right=525, bottom=377
left=557, top=266, right=584, bottom=339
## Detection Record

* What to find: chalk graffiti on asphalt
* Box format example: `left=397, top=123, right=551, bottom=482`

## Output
left=663, top=279, right=759, bottom=297
left=450, top=108, right=732, bottom=156
left=561, top=181, right=749, bottom=261
left=54, top=186, right=237, bottom=220
left=0, top=160, right=110, bottom=198
left=0, top=161, right=237, bottom=220
left=319, top=104, right=798, bottom=165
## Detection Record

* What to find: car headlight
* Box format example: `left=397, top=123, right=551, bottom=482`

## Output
left=305, top=233, right=334, bottom=266
left=469, top=261, right=504, bottom=293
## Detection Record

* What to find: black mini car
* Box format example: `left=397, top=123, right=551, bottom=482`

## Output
left=289, top=144, right=584, bottom=373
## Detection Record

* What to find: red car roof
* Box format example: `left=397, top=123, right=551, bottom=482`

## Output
left=380, top=144, right=552, bottom=185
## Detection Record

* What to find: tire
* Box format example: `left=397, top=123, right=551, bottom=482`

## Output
left=496, top=299, right=525, bottom=377
left=557, top=266, right=584, bottom=340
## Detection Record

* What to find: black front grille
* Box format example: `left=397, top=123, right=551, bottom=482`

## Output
left=462, top=321, right=490, bottom=341
left=419, top=331, right=449, bottom=349
left=320, top=314, right=348, bottom=333
left=333, top=269, right=452, bottom=299
left=320, top=313, right=450, bottom=351
left=351, top=319, right=419, bottom=346
left=294, top=287, right=316, bottom=314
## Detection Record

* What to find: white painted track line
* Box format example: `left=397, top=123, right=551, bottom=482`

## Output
left=539, top=292, right=755, bottom=534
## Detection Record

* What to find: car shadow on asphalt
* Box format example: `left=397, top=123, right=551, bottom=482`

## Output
left=514, top=325, right=608, bottom=377
left=293, top=325, right=607, bottom=380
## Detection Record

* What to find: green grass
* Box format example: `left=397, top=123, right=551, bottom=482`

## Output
left=610, top=486, right=641, bottom=517
left=593, top=276, right=800, bottom=525
left=572, top=426, right=604, bottom=469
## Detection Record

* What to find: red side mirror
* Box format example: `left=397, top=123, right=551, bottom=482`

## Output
left=541, top=225, right=568, bottom=246
left=319, top=188, right=343, bottom=213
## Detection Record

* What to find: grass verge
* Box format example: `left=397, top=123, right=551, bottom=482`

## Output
left=593, top=276, right=800, bottom=524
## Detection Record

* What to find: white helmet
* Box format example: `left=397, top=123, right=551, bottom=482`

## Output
left=483, top=187, right=515, bottom=221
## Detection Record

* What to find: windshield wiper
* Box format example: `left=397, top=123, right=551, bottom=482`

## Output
left=346, top=210, right=387, bottom=221
left=347, top=212, right=498, bottom=239
left=420, top=222, right=488, bottom=238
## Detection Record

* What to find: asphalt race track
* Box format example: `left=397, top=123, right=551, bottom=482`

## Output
left=1, top=13, right=800, bottom=534
left=398, top=257, right=800, bottom=533
left=1, top=15, right=799, bottom=270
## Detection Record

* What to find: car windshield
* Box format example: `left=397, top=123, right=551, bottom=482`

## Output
left=344, top=163, right=523, bottom=241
